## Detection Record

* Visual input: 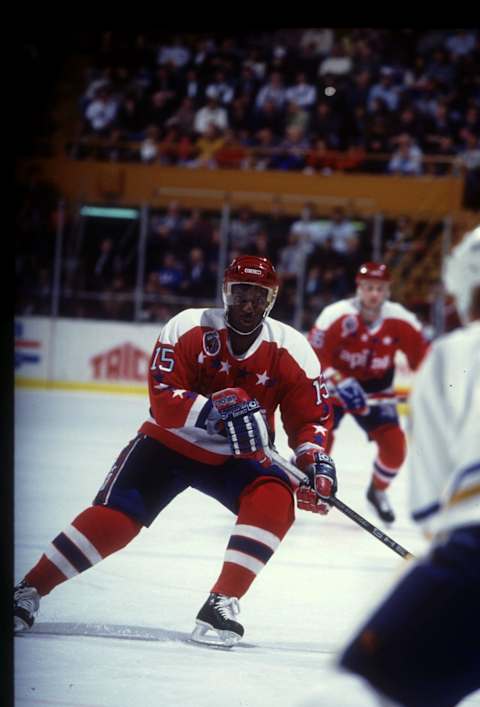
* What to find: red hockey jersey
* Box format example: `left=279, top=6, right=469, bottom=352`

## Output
left=139, top=308, right=332, bottom=465
left=308, top=298, right=429, bottom=393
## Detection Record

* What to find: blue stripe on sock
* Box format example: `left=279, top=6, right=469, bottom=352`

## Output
left=227, top=535, right=274, bottom=564
left=52, top=533, right=92, bottom=573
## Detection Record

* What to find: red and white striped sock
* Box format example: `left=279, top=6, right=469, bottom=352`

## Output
left=211, top=479, right=294, bottom=599
left=24, top=506, right=141, bottom=596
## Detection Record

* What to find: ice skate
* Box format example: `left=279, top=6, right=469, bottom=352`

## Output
left=191, top=592, right=244, bottom=647
left=14, top=580, right=40, bottom=632
left=367, top=482, right=395, bottom=523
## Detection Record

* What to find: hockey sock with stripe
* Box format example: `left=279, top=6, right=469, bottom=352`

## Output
left=370, top=425, right=406, bottom=490
left=24, top=506, right=142, bottom=596
left=211, top=479, right=294, bottom=598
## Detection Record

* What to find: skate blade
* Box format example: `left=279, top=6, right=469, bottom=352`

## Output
left=190, top=621, right=241, bottom=648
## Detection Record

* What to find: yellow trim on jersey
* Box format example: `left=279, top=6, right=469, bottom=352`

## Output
left=447, top=484, right=480, bottom=507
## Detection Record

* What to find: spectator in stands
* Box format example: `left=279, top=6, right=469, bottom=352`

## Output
left=194, top=95, right=228, bottom=136
left=191, top=123, right=226, bottom=168
left=346, top=70, right=373, bottom=112
left=115, top=91, right=148, bottom=141
left=150, top=66, right=178, bottom=104
left=362, top=98, right=394, bottom=173
left=165, top=96, right=196, bottom=136
left=323, top=206, right=361, bottom=263
left=350, top=39, right=381, bottom=78
left=284, top=100, right=310, bottom=134
left=213, top=129, right=248, bottom=170
left=179, top=246, right=215, bottom=297
left=84, top=87, right=119, bottom=136
left=276, top=231, right=308, bottom=285
left=318, top=41, right=353, bottom=79
left=245, top=127, right=277, bottom=171
left=391, top=105, right=426, bottom=147
left=149, top=201, right=184, bottom=255
left=388, top=133, right=423, bottom=175
left=228, top=205, right=260, bottom=252
left=444, top=29, right=477, bottom=58
left=270, top=125, right=309, bottom=171
left=233, top=65, right=259, bottom=110
left=458, top=106, right=480, bottom=141
left=180, top=208, right=215, bottom=253
left=141, top=271, right=164, bottom=322
left=285, top=72, right=317, bottom=111
left=299, top=28, right=334, bottom=58
left=228, top=96, right=254, bottom=141
left=98, top=274, right=131, bottom=321
left=155, top=252, right=185, bottom=294
left=159, top=125, right=194, bottom=166
left=81, top=67, right=115, bottom=110
left=90, top=237, right=119, bottom=290
left=309, top=100, right=343, bottom=150
left=255, top=71, right=287, bottom=111
left=205, top=69, right=235, bottom=106
left=367, top=67, right=403, bottom=113
left=249, top=229, right=270, bottom=259
left=251, top=98, right=285, bottom=138
left=289, top=202, right=330, bottom=255
left=157, top=35, right=191, bottom=69
left=304, top=262, right=350, bottom=317
left=454, top=128, right=480, bottom=210
left=304, top=138, right=340, bottom=174
left=145, top=90, right=174, bottom=129
left=411, top=77, right=445, bottom=121
left=243, top=47, right=267, bottom=81
left=425, top=48, right=457, bottom=91
left=384, top=215, right=421, bottom=267
left=423, top=102, right=456, bottom=151
left=139, top=125, right=160, bottom=163
left=178, top=68, right=204, bottom=107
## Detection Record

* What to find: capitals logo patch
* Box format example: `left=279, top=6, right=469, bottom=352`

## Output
left=341, top=315, right=358, bottom=338
left=203, top=330, right=221, bottom=356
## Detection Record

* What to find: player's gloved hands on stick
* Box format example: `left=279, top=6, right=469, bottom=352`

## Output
left=296, top=449, right=337, bottom=515
left=210, top=388, right=270, bottom=462
left=335, top=377, right=368, bottom=415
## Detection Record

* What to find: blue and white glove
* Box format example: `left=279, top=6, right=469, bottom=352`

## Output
left=336, top=377, right=368, bottom=415
left=210, top=388, right=271, bottom=461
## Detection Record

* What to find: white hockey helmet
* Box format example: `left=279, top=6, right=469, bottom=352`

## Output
left=443, top=225, right=480, bottom=323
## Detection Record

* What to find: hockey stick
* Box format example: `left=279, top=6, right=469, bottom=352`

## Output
left=366, top=393, right=409, bottom=406
left=268, top=448, right=415, bottom=560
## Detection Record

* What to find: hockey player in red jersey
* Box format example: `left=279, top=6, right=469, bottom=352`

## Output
left=308, top=262, right=429, bottom=523
left=14, top=255, right=336, bottom=647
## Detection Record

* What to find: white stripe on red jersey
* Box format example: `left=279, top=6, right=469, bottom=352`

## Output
left=138, top=308, right=332, bottom=464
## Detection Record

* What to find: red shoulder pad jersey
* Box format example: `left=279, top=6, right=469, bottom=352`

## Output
left=138, top=308, right=332, bottom=465
left=308, top=298, right=430, bottom=393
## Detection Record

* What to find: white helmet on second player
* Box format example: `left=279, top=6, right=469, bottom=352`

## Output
left=443, top=225, right=480, bottom=323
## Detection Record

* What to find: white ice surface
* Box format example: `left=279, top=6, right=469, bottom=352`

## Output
left=14, top=389, right=480, bottom=707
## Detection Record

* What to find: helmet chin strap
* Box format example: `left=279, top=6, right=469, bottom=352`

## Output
left=225, top=311, right=264, bottom=336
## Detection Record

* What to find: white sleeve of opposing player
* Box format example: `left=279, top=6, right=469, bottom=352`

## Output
left=407, top=346, right=451, bottom=534
left=408, top=330, right=480, bottom=535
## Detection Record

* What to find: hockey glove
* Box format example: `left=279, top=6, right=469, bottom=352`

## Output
left=211, top=388, right=270, bottom=462
left=296, top=449, right=337, bottom=515
left=335, top=377, right=368, bottom=415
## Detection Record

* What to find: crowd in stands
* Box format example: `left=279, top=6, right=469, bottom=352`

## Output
left=67, top=28, right=479, bottom=202
left=15, top=176, right=404, bottom=331
left=15, top=29, right=480, bottom=333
